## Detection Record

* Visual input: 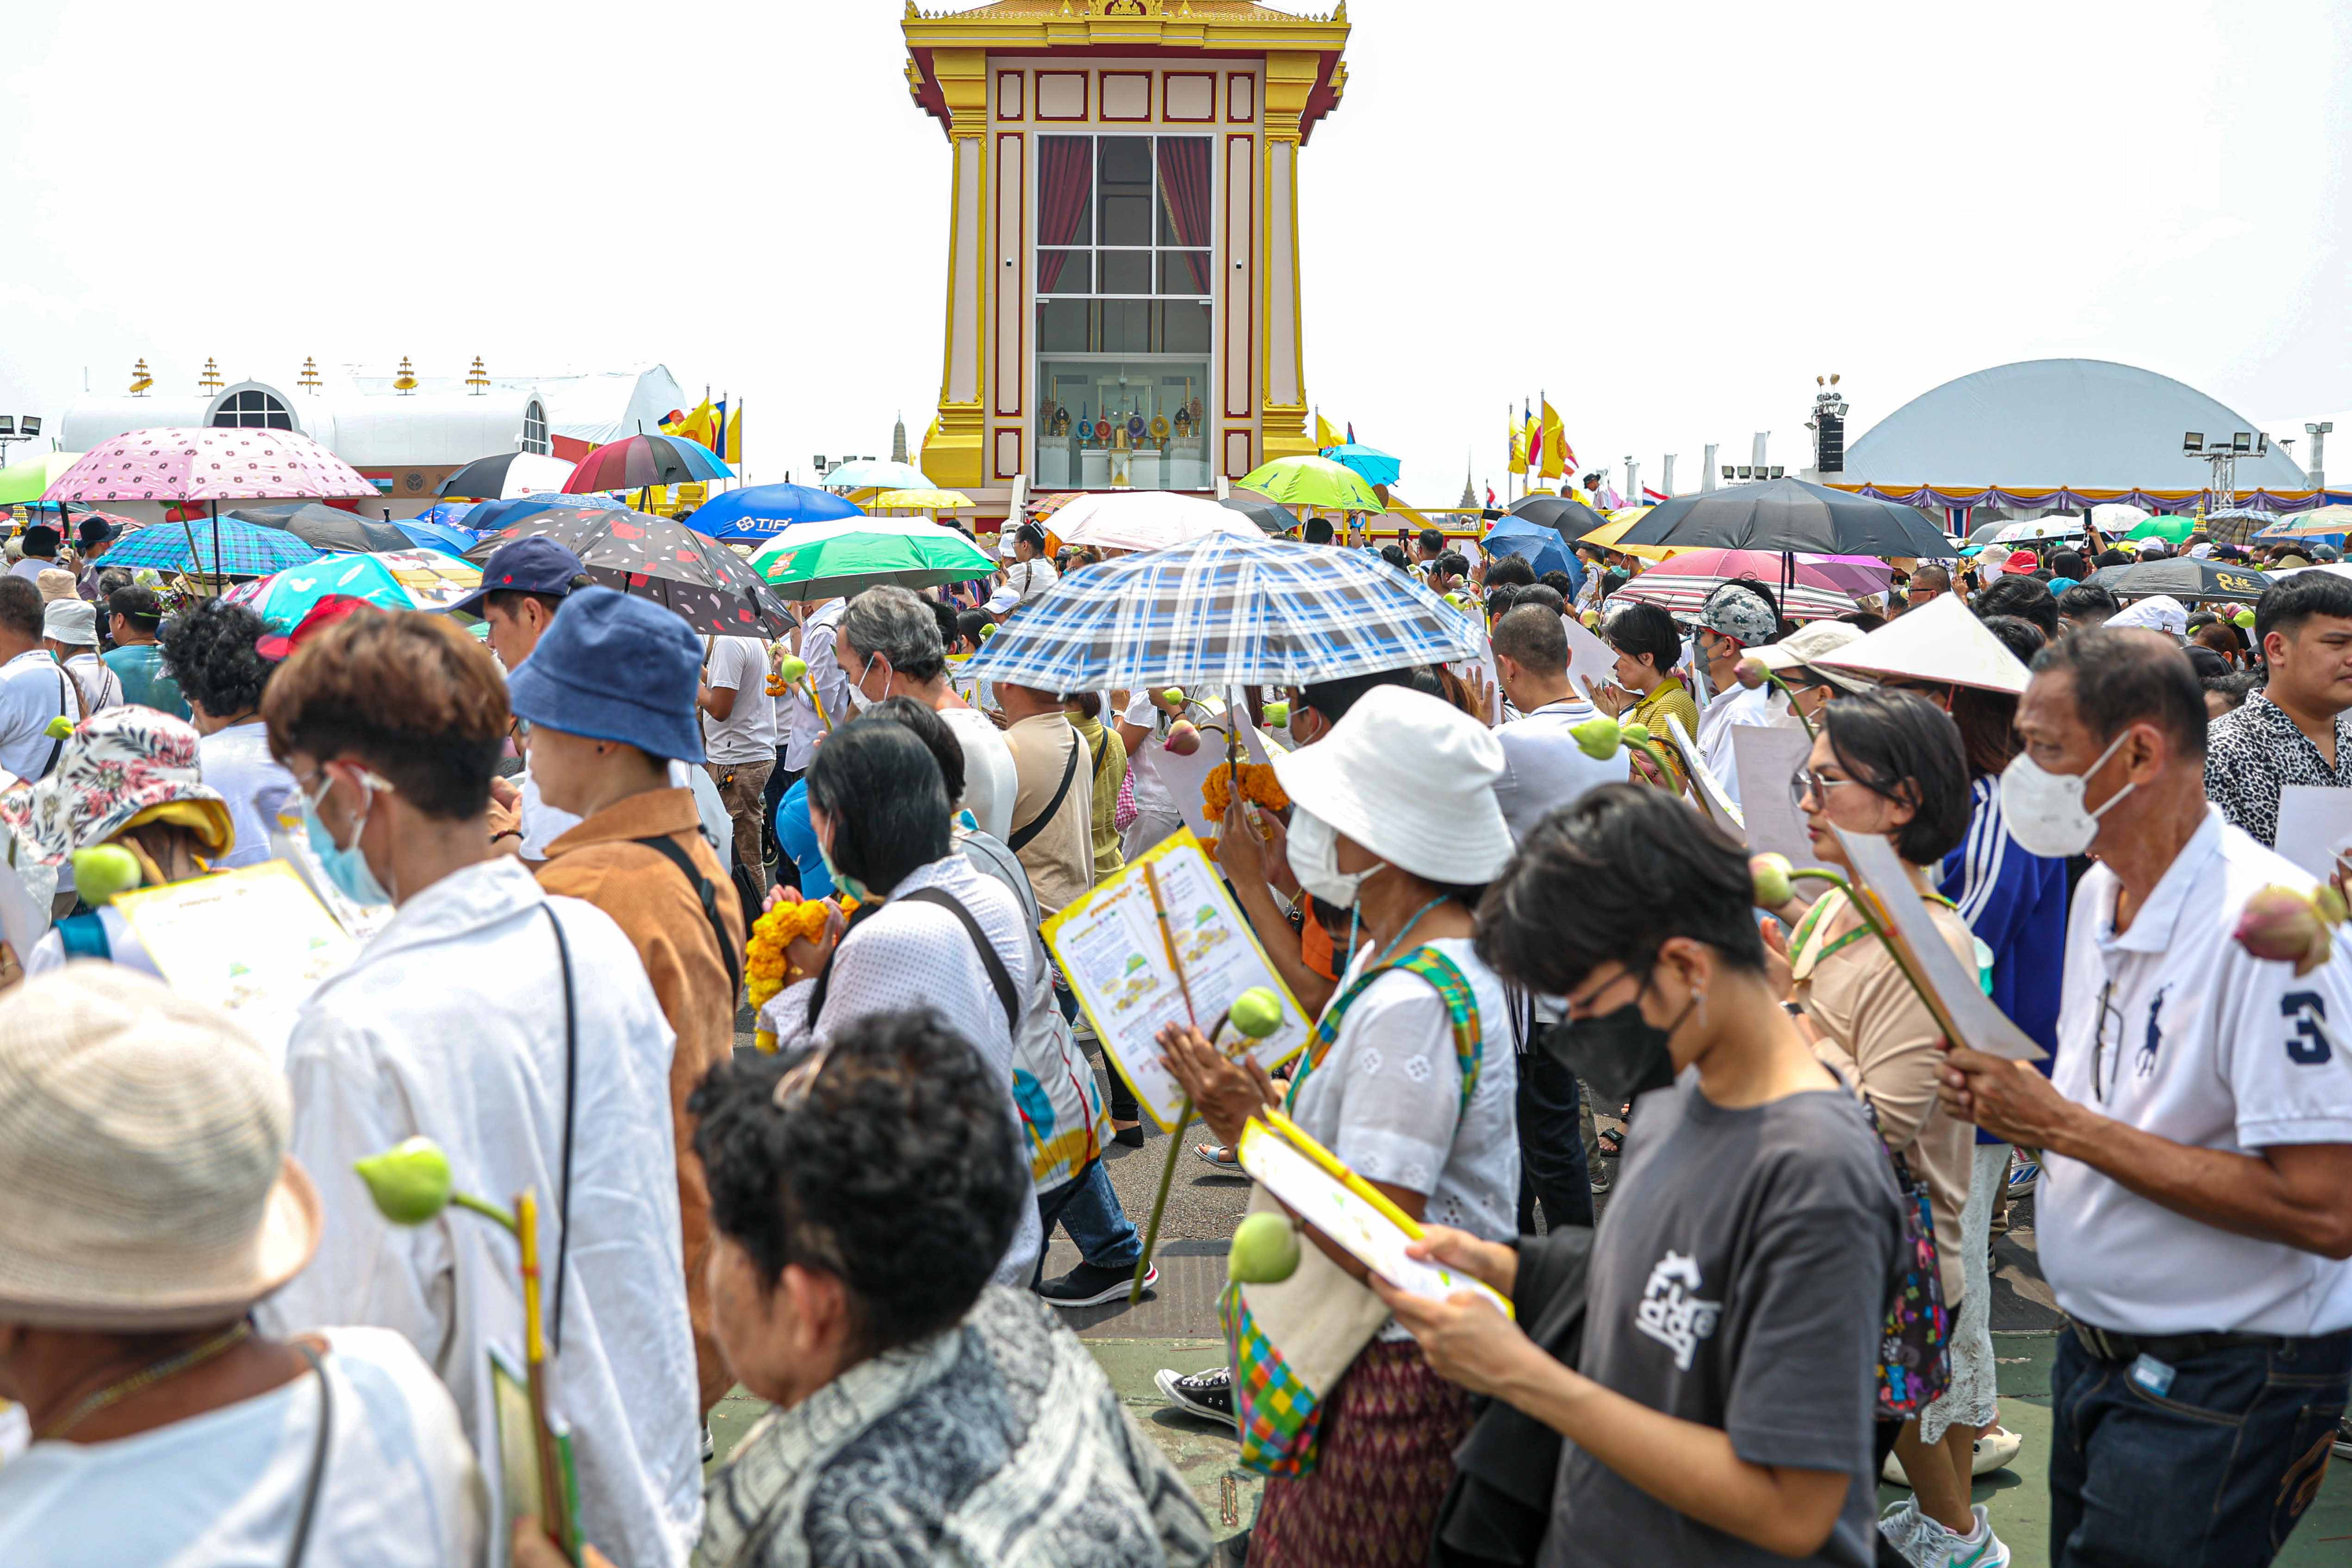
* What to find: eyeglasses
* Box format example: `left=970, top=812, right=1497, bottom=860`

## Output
left=2091, top=977, right=2124, bottom=1103
left=1788, top=767, right=1868, bottom=813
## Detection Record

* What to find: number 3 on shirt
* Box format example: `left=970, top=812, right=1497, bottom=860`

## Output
left=2281, top=992, right=2333, bottom=1066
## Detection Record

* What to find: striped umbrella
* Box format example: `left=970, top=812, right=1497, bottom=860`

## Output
left=960, top=532, right=1482, bottom=691
left=103, top=518, right=323, bottom=577
left=564, top=433, right=733, bottom=493
left=2252, top=505, right=2352, bottom=541
left=1610, top=570, right=1858, bottom=622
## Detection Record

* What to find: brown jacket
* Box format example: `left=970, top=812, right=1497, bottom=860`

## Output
left=536, top=788, right=746, bottom=1413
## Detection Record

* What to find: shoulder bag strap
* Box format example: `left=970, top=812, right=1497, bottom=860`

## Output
left=1286, top=946, right=1484, bottom=1114
left=1006, top=729, right=1082, bottom=852
left=283, top=1343, right=333, bottom=1568
left=899, top=885, right=1021, bottom=1034
left=540, top=903, right=579, bottom=1355
left=54, top=911, right=112, bottom=961
left=38, top=666, right=73, bottom=778
left=632, top=833, right=743, bottom=996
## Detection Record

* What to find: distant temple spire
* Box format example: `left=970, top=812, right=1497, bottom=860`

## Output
left=891, top=413, right=909, bottom=464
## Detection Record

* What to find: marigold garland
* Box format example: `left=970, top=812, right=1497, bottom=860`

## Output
left=746, top=895, right=858, bottom=1050
left=1201, top=761, right=1288, bottom=821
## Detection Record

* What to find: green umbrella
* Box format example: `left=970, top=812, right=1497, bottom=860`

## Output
left=2124, top=513, right=2198, bottom=546
left=1235, top=454, right=1386, bottom=514
left=748, top=516, right=995, bottom=600
left=0, top=452, right=86, bottom=507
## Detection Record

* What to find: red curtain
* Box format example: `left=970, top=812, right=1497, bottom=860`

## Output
left=1157, top=137, right=1212, bottom=293
left=1037, top=137, right=1092, bottom=292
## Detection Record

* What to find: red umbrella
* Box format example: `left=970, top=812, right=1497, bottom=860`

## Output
left=563, top=433, right=733, bottom=495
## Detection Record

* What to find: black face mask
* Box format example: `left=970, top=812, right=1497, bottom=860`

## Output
left=1542, top=978, right=1686, bottom=1108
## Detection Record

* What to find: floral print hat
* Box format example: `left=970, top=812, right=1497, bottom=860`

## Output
left=0, top=706, right=231, bottom=866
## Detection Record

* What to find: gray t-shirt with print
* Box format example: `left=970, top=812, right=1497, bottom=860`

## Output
left=1539, top=1082, right=1904, bottom=1568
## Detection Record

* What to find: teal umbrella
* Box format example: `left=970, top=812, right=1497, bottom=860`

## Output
left=222, top=553, right=425, bottom=628
left=1318, top=442, right=1400, bottom=488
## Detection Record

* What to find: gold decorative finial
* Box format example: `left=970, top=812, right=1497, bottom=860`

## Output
left=394, top=356, right=418, bottom=394
left=128, top=358, right=152, bottom=396
left=198, top=357, right=223, bottom=393
left=467, top=355, right=490, bottom=394
left=299, top=356, right=321, bottom=392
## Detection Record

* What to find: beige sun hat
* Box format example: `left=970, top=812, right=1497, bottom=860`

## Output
left=0, top=964, right=321, bottom=1332
left=1752, top=619, right=1878, bottom=694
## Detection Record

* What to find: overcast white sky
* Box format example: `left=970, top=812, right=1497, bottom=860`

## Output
left=3, top=0, right=2346, bottom=498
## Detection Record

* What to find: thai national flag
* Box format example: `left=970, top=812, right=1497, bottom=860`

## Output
left=1643, top=485, right=1668, bottom=504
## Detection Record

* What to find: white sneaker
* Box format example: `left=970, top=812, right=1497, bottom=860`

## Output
left=1916, top=1505, right=2010, bottom=1568
left=1972, top=1425, right=2023, bottom=1475
left=1879, top=1497, right=1932, bottom=1561
left=701, top=1424, right=716, bottom=1463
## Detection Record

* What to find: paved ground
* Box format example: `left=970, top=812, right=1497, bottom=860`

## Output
left=722, top=1014, right=2352, bottom=1563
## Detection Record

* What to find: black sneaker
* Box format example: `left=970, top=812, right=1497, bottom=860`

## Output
left=1035, top=1259, right=1158, bottom=1308
left=1156, top=1364, right=1233, bottom=1421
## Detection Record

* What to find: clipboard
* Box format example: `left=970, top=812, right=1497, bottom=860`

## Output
left=489, top=1347, right=583, bottom=1554
left=1663, top=712, right=1743, bottom=833
left=1238, top=1111, right=1512, bottom=1316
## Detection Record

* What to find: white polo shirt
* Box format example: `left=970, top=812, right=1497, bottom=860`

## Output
left=2040, top=809, right=2352, bottom=1337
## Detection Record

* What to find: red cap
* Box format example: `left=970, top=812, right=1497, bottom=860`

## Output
left=2003, top=549, right=2041, bottom=574
left=255, top=594, right=380, bottom=661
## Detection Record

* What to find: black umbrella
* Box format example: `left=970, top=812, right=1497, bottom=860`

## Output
left=466, top=508, right=793, bottom=636
left=1219, top=492, right=1300, bottom=535
left=438, top=452, right=571, bottom=499
left=1509, top=492, right=1614, bottom=542
left=2084, top=558, right=2273, bottom=604
left=1617, top=477, right=1953, bottom=558
left=230, top=503, right=410, bottom=554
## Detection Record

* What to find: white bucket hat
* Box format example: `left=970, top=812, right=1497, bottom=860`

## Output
left=1753, top=620, right=1877, bottom=694
left=0, top=964, right=321, bottom=1331
left=1269, top=683, right=1515, bottom=884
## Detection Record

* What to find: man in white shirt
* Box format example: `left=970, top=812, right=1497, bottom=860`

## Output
left=1941, top=628, right=2352, bottom=1568
left=836, top=585, right=1015, bottom=839
left=6, top=524, right=61, bottom=583
left=1489, top=604, right=1622, bottom=844
left=1689, top=583, right=1779, bottom=805
left=697, top=633, right=778, bottom=896
left=259, top=610, right=700, bottom=1568
left=0, top=577, right=71, bottom=783
left=1001, top=523, right=1061, bottom=604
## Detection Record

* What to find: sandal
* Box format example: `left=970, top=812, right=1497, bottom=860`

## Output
left=1193, top=1143, right=1245, bottom=1174
left=1595, top=1126, right=1625, bottom=1159
left=1112, top=1120, right=1145, bottom=1149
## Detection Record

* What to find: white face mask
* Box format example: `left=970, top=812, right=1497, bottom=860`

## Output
left=1997, top=729, right=2135, bottom=859
left=1286, top=808, right=1373, bottom=909
left=1762, top=688, right=1807, bottom=728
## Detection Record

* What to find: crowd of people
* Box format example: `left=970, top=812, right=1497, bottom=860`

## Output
left=0, top=498, right=2348, bottom=1568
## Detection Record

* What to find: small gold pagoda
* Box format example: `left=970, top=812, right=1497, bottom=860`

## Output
left=902, top=0, right=1349, bottom=503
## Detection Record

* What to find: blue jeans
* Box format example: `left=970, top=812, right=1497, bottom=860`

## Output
left=1033, top=1158, right=1140, bottom=1280
left=2050, top=1324, right=2352, bottom=1567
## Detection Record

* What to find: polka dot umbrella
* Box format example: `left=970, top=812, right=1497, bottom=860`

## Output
left=465, top=507, right=791, bottom=636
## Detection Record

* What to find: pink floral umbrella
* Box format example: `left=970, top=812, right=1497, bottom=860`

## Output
left=42, top=428, right=373, bottom=591
left=41, top=427, right=373, bottom=504
left=1638, top=548, right=1893, bottom=599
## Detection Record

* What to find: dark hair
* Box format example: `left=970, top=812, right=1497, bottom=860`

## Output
left=688, top=1009, right=1022, bottom=1356
left=262, top=611, right=505, bottom=818
left=1492, top=604, right=1567, bottom=673
left=1015, top=522, right=1046, bottom=552
left=1433, top=551, right=1469, bottom=580
left=1484, top=554, right=1536, bottom=590
left=1943, top=613, right=2044, bottom=781
left=1540, top=570, right=1574, bottom=597
left=955, top=608, right=991, bottom=646
left=1303, top=517, right=1335, bottom=545
left=803, top=718, right=951, bottom=892
left=2030, top=627, right=2208, bottom=759
left=1908, top=564, right=1952, bottom=594
left=107, top=585, right=164, bottom=633
left=2184, top=645, right=2230, bottom=680
left=1515, top=584, right=1566, bottom=616
left=2056, top=583, right=2120, bottom=625
left=2094, top=548, right=2135, bottom=568
left=1296, top=666, right=1415, bottom=726
left=2048, top=549, right=2086, bottom=579
left=1378, top=543, right=1408, bottom=570
left=1973, top=574, right=2060, bottom=640
left=1416, top=527, right=1444, bottom=554
left=1475, top=784, right=1764, bottom=993
left=2204, top=670, right=2260, bottom=710
left=0, top=576, right=41, bottom=640
left=1483, top=585, right=1518, bottom=623
left=2253, top=570, right=2352, bottom=651
left=859, top=694, right=966, bottom=808
left=1838, top=610, right=1887, bottom=634
left=1602, top=600, right=1680, bottom=675
left=1064, top=689, right=1101, bottom=721
left=927, top=596, right=961, bottom=654
left=156, top=598, right=274, bottom=721
left=2190, top=620, right=2244, bottom=659
left=1818, top=689, right=1972, bottom=864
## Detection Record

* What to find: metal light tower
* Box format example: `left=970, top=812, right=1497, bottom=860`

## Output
left=2308, top=421, right=2333, bottom=492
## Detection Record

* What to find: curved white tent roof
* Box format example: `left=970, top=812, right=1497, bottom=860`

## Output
left=1842, top=359, right=2308, bottom=490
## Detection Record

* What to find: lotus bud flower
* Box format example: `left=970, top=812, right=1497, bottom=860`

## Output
left=2234, top=885, right=2339, bottom=977
left=1750, top=852, right=1795, bottom=909
left=71, top=844, right=144, bottom=907
left=1733, top=656, right=1770, bottom=691
left=1621, top=720, right=1652, bottom=745
left=980, top=622, right=999, bottom=639
left=776, top=654, right=809, bottom=683
left=44, top=715, right=73, bottom=739
left=1229, top=986, right=1285, bottom=1039
left=1570, top=715, right=1624, bottom=761
left=1228, top=1210, right=1302, bottom=1284
left=354, top=1137, right=454, bottom=1226
left=1580, top=610, right=1603, bottom=630
left=1260, top=699, right=1290, bottom=728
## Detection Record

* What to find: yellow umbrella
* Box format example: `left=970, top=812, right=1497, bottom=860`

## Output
left=874, top=488, right=976, bottom=514
left=1579, top=508, right=1675, bottom=562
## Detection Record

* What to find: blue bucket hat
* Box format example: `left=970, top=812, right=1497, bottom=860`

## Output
left=449, top=535, right=586, bottom=616
left=506, top=586, right=706, bottom=763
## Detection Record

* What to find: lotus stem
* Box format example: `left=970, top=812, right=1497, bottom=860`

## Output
left=1787, top=868, right=1945, bottom=1036
left=452, top=1190, right=518, bottom=1234
left=1132, top=1095, right=1191, bottom=1307
left=1761, top=670, right=1818, bottom=740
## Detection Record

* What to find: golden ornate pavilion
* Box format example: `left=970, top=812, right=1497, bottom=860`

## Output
left=901, top=0, right=1349, bottom=508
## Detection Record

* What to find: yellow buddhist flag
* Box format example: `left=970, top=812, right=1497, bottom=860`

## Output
left=1315, top=411, right=1342, bottom=451
left=664, top=398, right=717, bottom=449
left=1523, top=411, right=1543, bottom=479
left=724, top=405, right=744, bottom=463
left=1507, top=418, right=1528, bottom=477
left=1539, top=399, right=1566, bottom=480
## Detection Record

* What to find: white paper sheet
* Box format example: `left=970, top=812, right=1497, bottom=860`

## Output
left=1043, top=831, right=1312, bottom=1132
left=113, top=860, right=361, bottom=1064
left=1561, top=613, right=1621, bottom=703
left=1238, top=1120, right=1513, bottom=1312
left=0, top=858, right=49, bottom=964
left=1664, top=712, right=1743, bottom=833
left=1731, top=723, right=1832, bottom=873
left=1832, top=826, right=2046, bottom=1062
left=2271, top=786, right=2352, bottom=887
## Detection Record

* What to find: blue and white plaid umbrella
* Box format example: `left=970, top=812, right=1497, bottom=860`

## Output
left=962, top=533, right=1483, bottom=691
left=104, top=519, right=322, bottom=577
